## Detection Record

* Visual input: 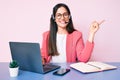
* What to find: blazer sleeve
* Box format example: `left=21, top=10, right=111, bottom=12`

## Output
left=76, top=32, right=94, bottom=62
left=41, top=31, right=51, bottom=63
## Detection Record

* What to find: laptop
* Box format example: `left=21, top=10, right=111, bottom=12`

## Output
left=9, top=42, right=60, bottom=74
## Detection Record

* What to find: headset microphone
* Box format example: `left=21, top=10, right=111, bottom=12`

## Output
left=65, top=21, right=69, bottom=24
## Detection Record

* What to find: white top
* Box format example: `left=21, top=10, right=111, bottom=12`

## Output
left=51, top=33, right=67, bottom=63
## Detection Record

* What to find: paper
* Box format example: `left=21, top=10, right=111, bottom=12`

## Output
left=70, top=61, right=117, bottom=73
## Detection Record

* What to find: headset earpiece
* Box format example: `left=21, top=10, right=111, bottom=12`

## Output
left=52, top=14, right=55, bottom=20
left=69, top=15, right=71, bottom=19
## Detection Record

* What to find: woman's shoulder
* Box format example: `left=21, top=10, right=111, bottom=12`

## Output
left=43, top=31, right=50, bottom=35
left=68, top=30, right=83, bottom=42
left=42, top=31, right=50, bottom=39
left=71, top=30, right=82, bottom=36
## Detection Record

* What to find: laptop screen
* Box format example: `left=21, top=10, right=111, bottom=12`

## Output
left=9, top=42, right=44, bottom=73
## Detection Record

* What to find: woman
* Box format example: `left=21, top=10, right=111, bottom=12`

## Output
left=41, top=3, right=104, bottom=63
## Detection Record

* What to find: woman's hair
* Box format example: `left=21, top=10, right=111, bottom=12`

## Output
left=48, top=3, right=76, bottom=56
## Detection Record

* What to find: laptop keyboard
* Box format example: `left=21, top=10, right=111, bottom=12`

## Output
left=43, top=63, right=60, bottom=72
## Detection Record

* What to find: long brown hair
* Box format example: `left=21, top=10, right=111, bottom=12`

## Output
left=48, top=3, right=76, bottom=56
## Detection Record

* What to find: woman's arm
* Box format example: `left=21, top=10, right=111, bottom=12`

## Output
left=41, top=31, right=51, bottom=63
left=76, top=20, right=104, bottom=62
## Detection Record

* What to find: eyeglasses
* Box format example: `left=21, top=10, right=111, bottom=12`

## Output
left=55, top=13, right=70, bottom=19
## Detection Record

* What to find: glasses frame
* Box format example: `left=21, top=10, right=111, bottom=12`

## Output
left=55, top=12, right=70, bottom=19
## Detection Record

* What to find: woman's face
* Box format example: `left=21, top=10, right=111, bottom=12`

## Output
left=55, top=7, right=70, bottom=29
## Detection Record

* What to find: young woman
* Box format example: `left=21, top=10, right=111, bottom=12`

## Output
left=41, top=3, right=104, bottom=63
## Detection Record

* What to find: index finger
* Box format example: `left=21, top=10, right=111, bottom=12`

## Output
left=99, top=20, right=105, bottom=25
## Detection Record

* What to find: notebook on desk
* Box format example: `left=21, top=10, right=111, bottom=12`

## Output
left=70, top=61, right=117, bottom=73
left=9, top=42, right=60, bottom=74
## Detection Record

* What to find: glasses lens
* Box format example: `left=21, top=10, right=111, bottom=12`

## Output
left=56, top=13, right=69, bottom=19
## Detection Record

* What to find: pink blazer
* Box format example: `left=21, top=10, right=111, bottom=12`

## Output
left=41, top=31, right=94, bottom=63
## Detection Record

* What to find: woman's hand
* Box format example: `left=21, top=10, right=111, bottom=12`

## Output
left=90, top=20, right=105, bottom=34
left=42, top=57, right=46, bottom=65
left=88, top=20, right=105, bottom=42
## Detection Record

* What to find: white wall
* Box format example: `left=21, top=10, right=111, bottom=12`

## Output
left=0, top=0, right=120, bottom=62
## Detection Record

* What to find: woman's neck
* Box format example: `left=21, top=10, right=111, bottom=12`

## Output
left=57, top=27, right=68, bottom=34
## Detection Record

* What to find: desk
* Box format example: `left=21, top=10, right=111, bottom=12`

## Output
left=0, top=62, right=120, bottom=80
